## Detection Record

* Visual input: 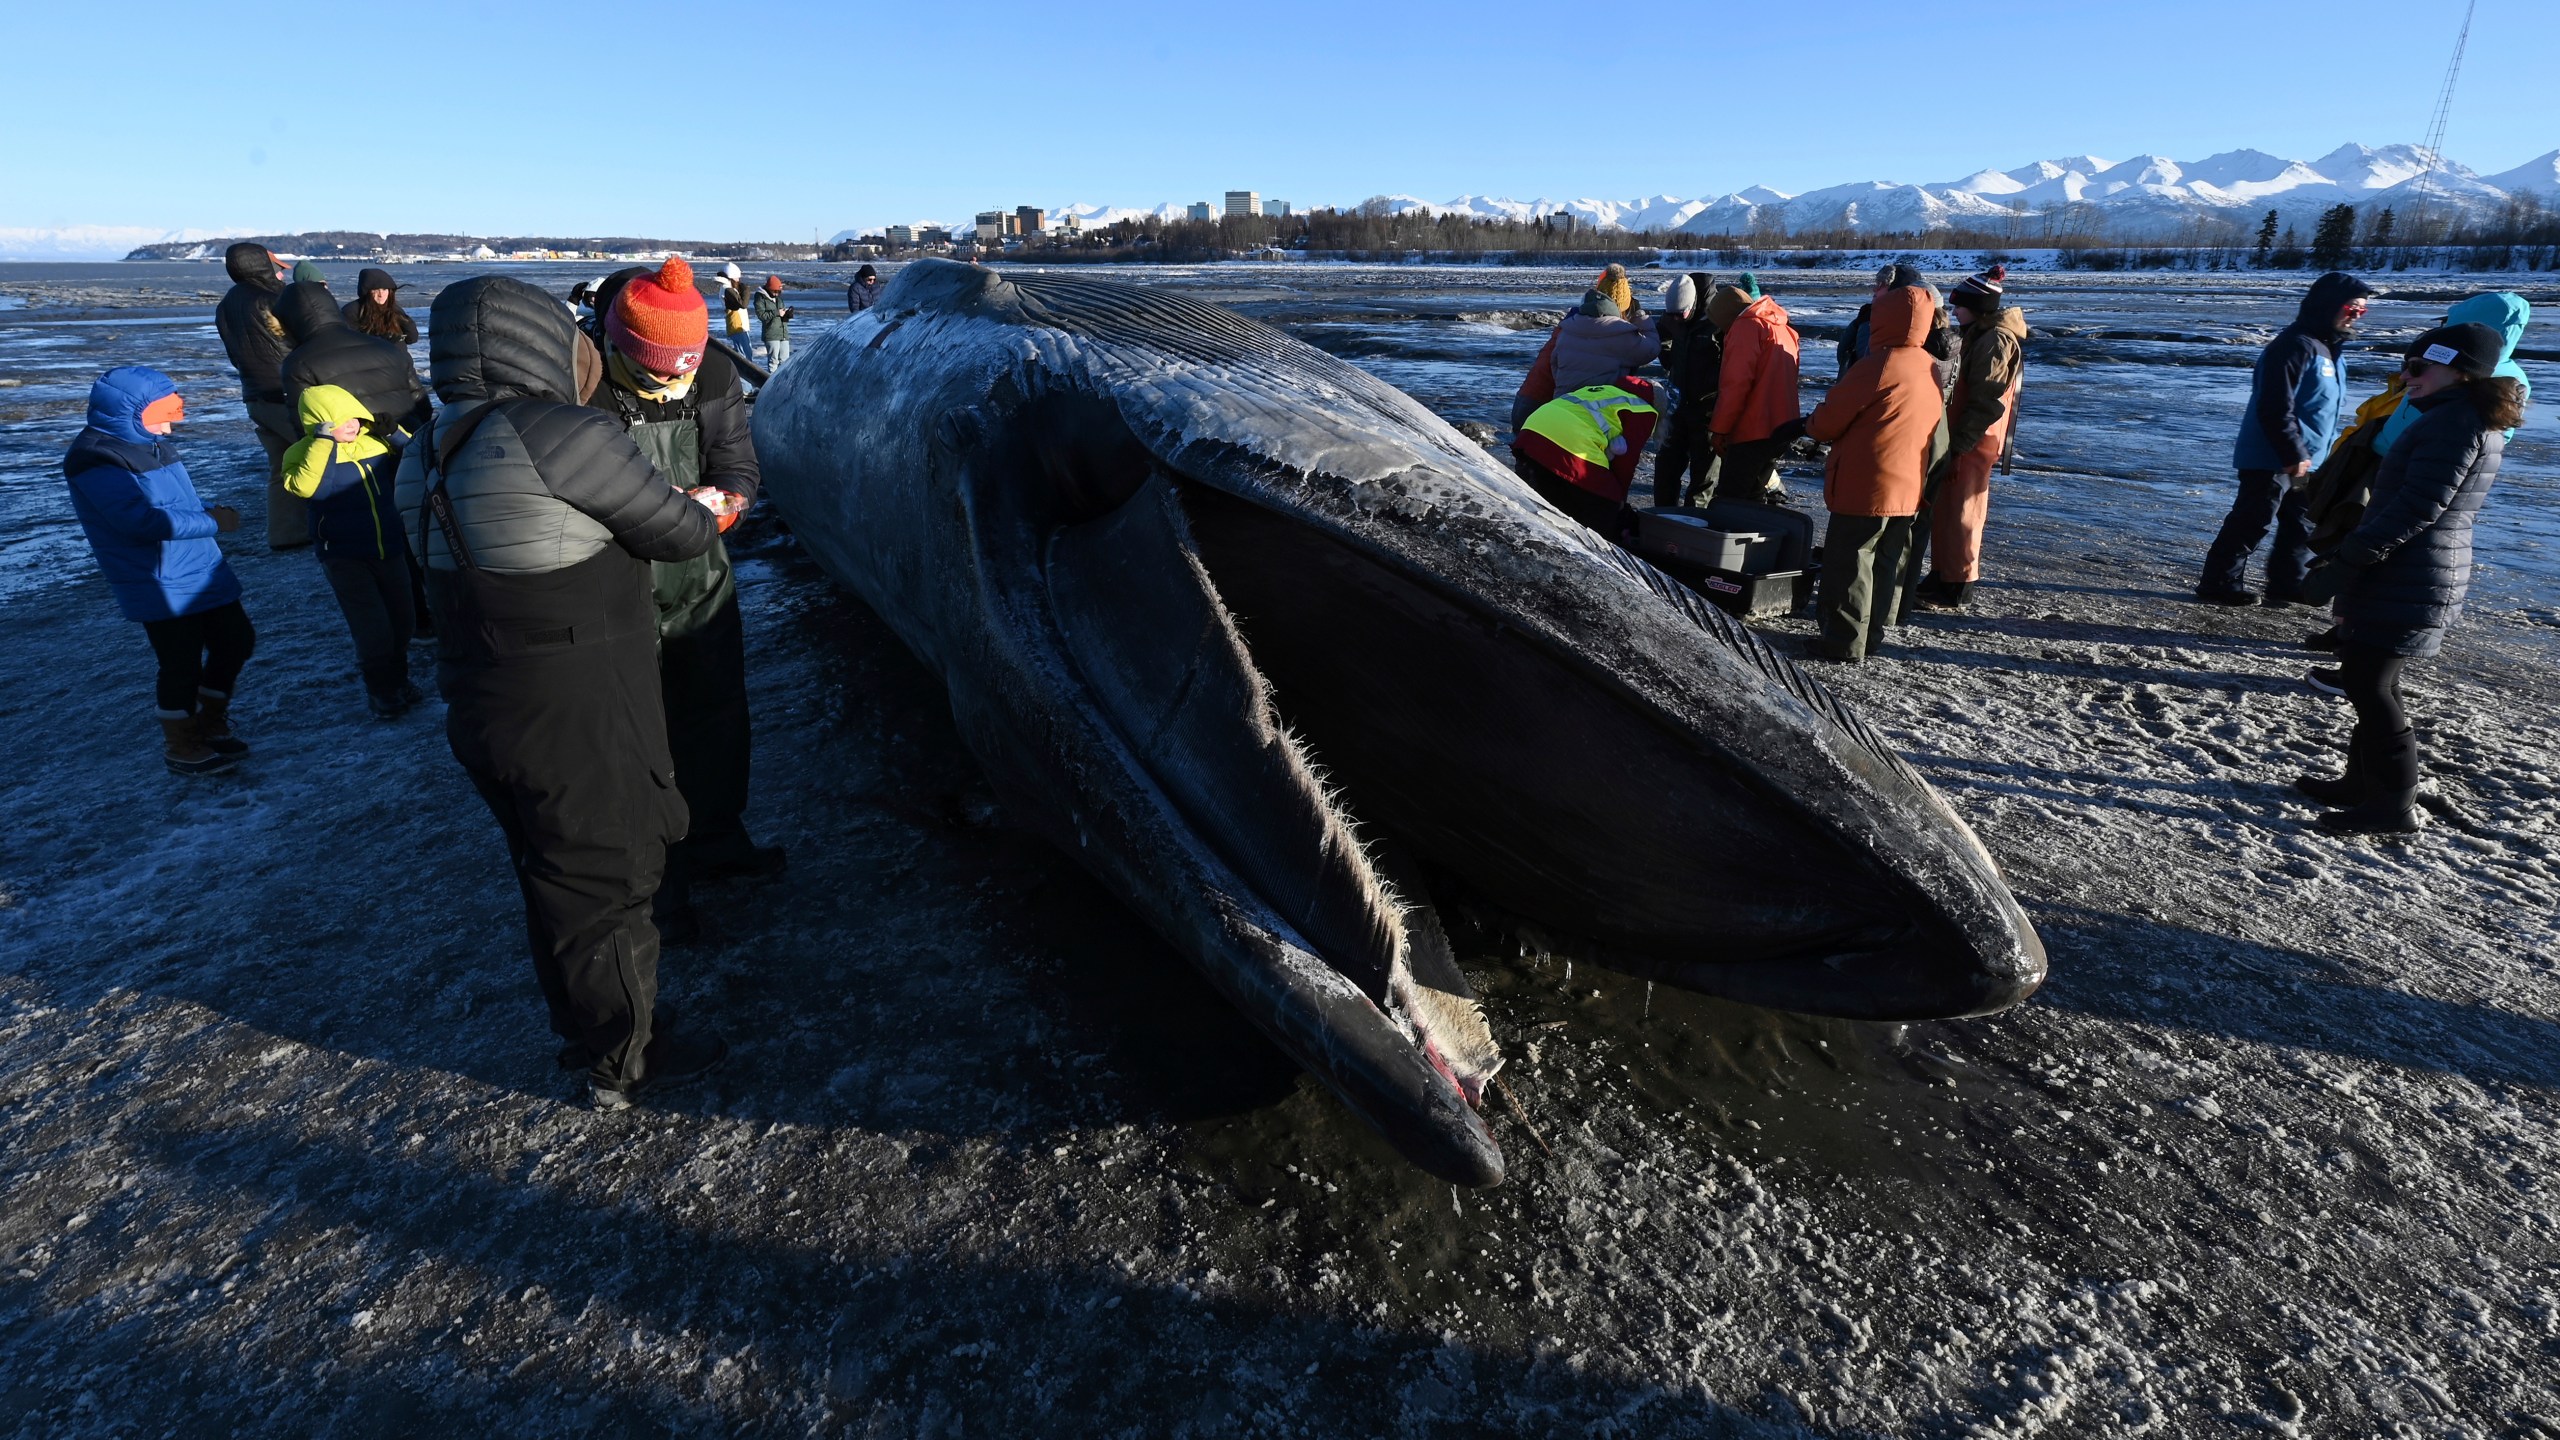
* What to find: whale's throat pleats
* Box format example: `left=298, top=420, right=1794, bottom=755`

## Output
left=1043, top=473, right=1498, bottom=1095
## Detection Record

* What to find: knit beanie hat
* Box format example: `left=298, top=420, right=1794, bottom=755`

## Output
left=606, top=256, right=710, bottom=376
left=2407, top=321, right=2503, bottom=378
left=1661, top=274, right=1697, bottom=318
left=856, top=263, right=878, bottom=282
left=1735, top=272, right=1762, bottom=300
left=1577, top=288, right=1622, bottom=319
left=1596, top=264, right=1633, bottom=316
left=1705, top=284, right=1751, bottom=332
left=763, top=274, right=784, bottom=294
left=1951, top=264, right=2007, bottom=312
left=722, top=262, right=743, bottom=282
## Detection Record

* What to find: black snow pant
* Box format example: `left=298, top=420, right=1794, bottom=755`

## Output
left=2338, top=647, right=2419, bottom=797
left=246, top=399, right=308, bottom=550
left=1713, top=436, right=1786, bottom=503
left=1516, top=456, right=1632, bottom=542
left=1817, top=514, right=1916, bottom=660
left=2200, top=468, right=2312, bottom=600
left=1651, top=404, right=1721, bottom=508
left=142, top=601, right=256, bottom=716
left=432, top=550, right=686, bottom=1089
left=658, top=584, right=756, bottom=911
left=320, top=552, right=416, bottom=698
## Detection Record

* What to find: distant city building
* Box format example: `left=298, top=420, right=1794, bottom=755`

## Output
left=1267, top=200, right=1291, bottom=218
left=1015, top=206, right=1045, bottom=235
left=1186, top=201, right=1214, bottom=222
left=1052, top=214, right=1083, bottom=236
left=886, top=224, right=916, bottom=246
left=1225, top=190, right=1261, bottom=218
left=974, top=211, right=1008, bottom=242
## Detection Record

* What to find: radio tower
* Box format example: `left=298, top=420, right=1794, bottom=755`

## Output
left=2405, top=0, right=2477, bottom=242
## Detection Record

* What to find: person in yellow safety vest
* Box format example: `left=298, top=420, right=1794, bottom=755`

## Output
left=1512, top=378, right=1659, bottom=540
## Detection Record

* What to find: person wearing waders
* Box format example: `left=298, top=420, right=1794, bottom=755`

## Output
left=1651, top=272, right=1723, bottom=508
left=212, top=242, right=308, bottom=550
left=751, top=274, right=794, bottom=372
left=395, top=275, right=727, bottom=1109
left=718, top=262, right=754, bottom=362
left=2290, top=322, right=2520, bottom=835
left=1800, top=284, right=1947, bottom=663
left=2197, top=270, right=2376, bottom=607
left=587, top=258, right=787, bottom=944
left=1913, top=265, right=2027, bottom=610
left=62, top=368, right=256, bottom=775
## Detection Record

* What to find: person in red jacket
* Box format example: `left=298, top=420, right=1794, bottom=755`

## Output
left=1802, top=286, right=1947, bottom=661
left=1705, top=276, right=1802, bottom=503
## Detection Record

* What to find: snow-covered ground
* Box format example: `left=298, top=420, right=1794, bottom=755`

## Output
left=1, top=263, right=2555, bottom=1435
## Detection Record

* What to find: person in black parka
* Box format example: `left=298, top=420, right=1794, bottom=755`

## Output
left=343, top=267, right=421, bottom=346
left=2292, top=322, right=2521, bottom=835
left=1651, top=271, right=1723, bottom=508
left=394, top=274, right=728, bottom=1107
left=212, top=241, right=307, bottom=549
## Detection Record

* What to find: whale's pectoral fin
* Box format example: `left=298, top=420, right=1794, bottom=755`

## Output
left=1047, top=472, right=1403, bottom=1004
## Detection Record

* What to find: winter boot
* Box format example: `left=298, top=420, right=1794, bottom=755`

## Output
left=366, top=688, right=408, bottom=720
left=2293, top=736, right=2364, bottom=808
left=693, top=836, right=790, bottom=883
left=2305, top=667, right=2346, bottom=697
left=160, top=715, right=239, bottom=776
left=590, top=1026, right=728, bottom=1110
left=2317, top=728, right=2421, bottom=836
left=193, top=688, right=249, bottom=756
left=2302, top=625, right=2341, bottom=652
left=1913, top=578, right=1973, bottom=610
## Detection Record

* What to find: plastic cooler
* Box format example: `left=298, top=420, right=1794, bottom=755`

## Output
left=1631, top=501, right=1816, bottom=620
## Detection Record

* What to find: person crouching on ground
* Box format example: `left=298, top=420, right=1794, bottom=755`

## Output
left=588, top=258, right=788, bottom=944
left=1801, top=284, right=1947, bottom=663
left=1705, top=274, right=1802, bottom=504
left=61, top=367, right=255, bottom=775
left=1915, top=265, right=2028, bottom=610
left=1514, top=377, right=1660, bottom=542
left=2290, top=322, right=2520, bottom=836
left=2197, top=270, right=2376, bottom=606
left=397, top=275, right=726, bottom=1109
left=282, top=384, right=421, bottom=718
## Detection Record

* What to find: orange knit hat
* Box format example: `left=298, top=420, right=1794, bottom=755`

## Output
left=607, top=256, right=710, bottom=376
left=139, top=391, right=185, bottom=430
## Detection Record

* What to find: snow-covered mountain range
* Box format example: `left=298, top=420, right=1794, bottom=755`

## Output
left=945, top=142, right=2560, bottom=243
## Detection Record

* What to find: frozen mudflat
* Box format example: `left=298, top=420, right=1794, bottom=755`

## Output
left=2, top=262, right=2557, bottom=1436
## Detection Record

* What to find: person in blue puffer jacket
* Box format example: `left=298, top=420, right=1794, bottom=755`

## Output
left=2197, top=269, right=2378, bottom=605
left=61, top=366, right=257, bottom=775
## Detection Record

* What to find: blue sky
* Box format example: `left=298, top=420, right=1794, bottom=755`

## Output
left=9, top=0, right=2553, bottom=240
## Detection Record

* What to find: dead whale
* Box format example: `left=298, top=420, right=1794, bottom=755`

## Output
left=751, top=260, right=2044, bottom=1185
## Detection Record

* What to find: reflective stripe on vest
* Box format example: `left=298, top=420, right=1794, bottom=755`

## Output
left=1522, top=384, right=1657, bottom=470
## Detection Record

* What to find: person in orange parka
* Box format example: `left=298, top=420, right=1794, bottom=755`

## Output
left=1801, top=284, right=1949, bottom=662
left=1705, top=275, right=1802, bottom=503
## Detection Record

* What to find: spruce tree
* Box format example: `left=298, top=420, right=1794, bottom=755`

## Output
left=2253, top=209, right=2280, bottom=266
left=2311, top=204, right=2358, bottom=269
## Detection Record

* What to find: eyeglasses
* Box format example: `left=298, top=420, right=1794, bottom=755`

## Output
left=2343, top=303, right=2371, bottom=317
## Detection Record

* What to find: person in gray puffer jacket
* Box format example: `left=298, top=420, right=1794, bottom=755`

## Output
left=2291, top=320, right=2521, bottom=837
left=395, top=273, right=728, bottom=1110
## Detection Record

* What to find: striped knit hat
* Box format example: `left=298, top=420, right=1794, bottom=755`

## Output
left=607, top=257, right=709, bottom=376
left=1951, top=264, right=2007, bottom=312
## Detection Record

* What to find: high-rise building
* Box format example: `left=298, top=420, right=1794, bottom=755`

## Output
left=1225, top=190, right=1262, bottom=218
left=974, top=211, right=1007, bottom=242
left=886, top=224, right=915, bottom=246
left=1186, top=201, right=1214, bottom=222
left=1015, top=206, right=1045, bottom=235
left=1267, top=201, right=1291, bottom=218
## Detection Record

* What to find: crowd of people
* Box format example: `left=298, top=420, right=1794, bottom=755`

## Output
left=50, top=248, right=2535, bottom=1108
left=1501, top=259, right=2530, bottom=828
left=65, top=243, right=797, bottom=1109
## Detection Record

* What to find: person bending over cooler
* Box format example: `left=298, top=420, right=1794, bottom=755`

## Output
left=1513, top=378, right=1660, bottom=542
left=61, top=367, right=256, bottom=775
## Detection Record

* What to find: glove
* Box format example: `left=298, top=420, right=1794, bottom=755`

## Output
left=2295, top=558, right=2364, bottom=605
left=1768, top=417, right=1809, bottom=447
left=689, top=485, right=747, bottom=533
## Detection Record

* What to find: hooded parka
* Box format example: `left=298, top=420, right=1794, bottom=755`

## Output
left=2234, top=271, right=2375, bottom=473
left=1710, top=293, right=1802, bottom=446
left=2331, top=385, right=2506, bottom=658
left=214, top=243, right=291, bottom=405
left=395, top=275, right=718, bottom=1093
left=276, top=281, right=433, bottom=442
left=1805, top=287, right=1945, bottom=518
